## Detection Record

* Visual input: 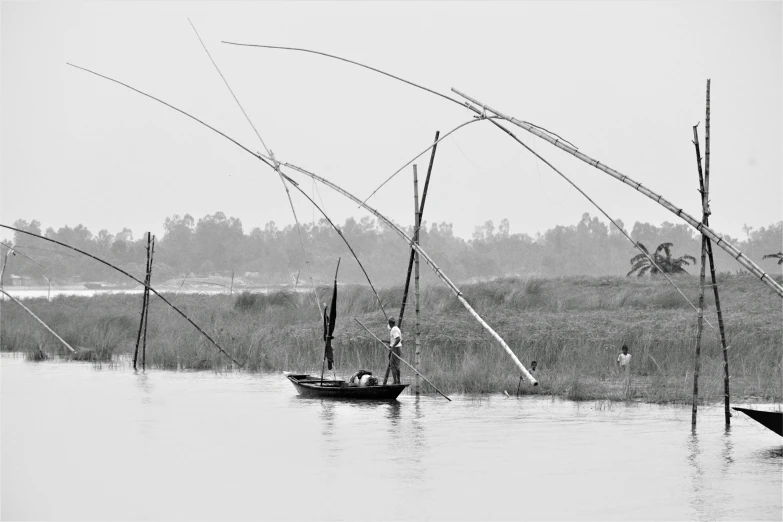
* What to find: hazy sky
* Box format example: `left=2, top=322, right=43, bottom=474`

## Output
left=2, top=1, right=781, bottom=243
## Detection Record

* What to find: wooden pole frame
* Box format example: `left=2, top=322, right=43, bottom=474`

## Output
left=698, top=80, right=731, bottom=426
left=64, top=63, right=538, bottom=385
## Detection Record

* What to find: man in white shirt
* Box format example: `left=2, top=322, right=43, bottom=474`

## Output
left=386, top=318, right=403, bottom=385
left=616, top=344, right=631, bottom=397
left=616, top=345, right=632, bottom=368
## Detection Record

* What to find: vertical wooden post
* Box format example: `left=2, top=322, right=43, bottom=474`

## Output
left=704, top=80, right=731, bottom=426
left=397, top=130, right=441, bottom=329
left=413, top=165, right=421, bottom=395
left=133, top=232, right=151, bottom=371
left=692, top=236, right=707, bottom=429
left=141, top=235, right=155, bottom=371
left=692, top=80, right=730, bottom=427
left=387, top=130, right=440, bottom=386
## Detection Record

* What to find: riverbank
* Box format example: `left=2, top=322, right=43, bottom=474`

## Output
left=2, top=274, right=781, bottom=403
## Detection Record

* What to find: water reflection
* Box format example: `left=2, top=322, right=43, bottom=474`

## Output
left=384, top=400, right=401, bottom=429
left=2, top=356, right=780, bottom=521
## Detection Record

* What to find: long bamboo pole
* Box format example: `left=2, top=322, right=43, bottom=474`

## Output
left=399, top=131, right=440, bottom=328
left=282, top=164, right=538, bottom=385
left=280, top=175, right=388, bottom=321
left=450, top=88, right=783, bottom=298
left=413, top=165, right=422, bottom=396
left=703, top=80, right=731, bottom=426
left=692, top=235, right=707, bottom=429
left=354, top=318, right=450, bottom=401
left=0, top=225, right=242, bottom=366
left=133, top=232, right=151, bottom=371
left=189, top=25, right=391, bottom=320
left=141, top=235, right=155, bottom=371
left=189, top=20, right=322, bottom=315
left=0, top=289, right=76, bottom=354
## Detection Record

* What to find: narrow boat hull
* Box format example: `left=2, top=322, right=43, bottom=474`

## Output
left=733, top=407, right=783, bottom=436
left=287, top=374, right=408, bottom=400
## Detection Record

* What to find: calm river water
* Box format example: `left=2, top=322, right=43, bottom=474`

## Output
left=2, top=354, right=781, bottom=521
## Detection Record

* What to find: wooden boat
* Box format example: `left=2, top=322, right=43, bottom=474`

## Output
left=732, top=407, right=782, bottom=436
left=287, top=374, right=408, bottom=400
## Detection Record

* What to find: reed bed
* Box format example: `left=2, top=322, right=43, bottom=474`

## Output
left=2, top=274, right=781, bottom=403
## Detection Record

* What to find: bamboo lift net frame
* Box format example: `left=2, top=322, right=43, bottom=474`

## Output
left=223, top=41, right=782, bottom=300
left=64, top=61, right=539, bottom=386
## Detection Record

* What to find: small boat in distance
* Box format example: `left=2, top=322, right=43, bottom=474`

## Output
left=732, top=407, right=782, bottom=436
left=287, top=374, right=408, bottom=400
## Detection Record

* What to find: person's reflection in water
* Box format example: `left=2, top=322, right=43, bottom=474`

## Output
left=385, top=401, right=402, bottom=431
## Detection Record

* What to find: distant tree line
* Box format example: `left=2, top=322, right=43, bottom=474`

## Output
left=3, top=213, right=781, bottom=287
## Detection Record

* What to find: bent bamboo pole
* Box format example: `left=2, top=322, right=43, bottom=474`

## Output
left=282, top=164, right=539, bottom=386
left=191, top=21, right=323, bottom=316
left=354, top=318, right=451, bottom=401
left=0, top=225, right=242, bottom=366
left=451, top=88, right=783, bottom=299
left=0, top=289, right=76, bottom=353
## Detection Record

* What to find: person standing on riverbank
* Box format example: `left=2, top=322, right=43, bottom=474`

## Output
left=516, top=361, right=538, bottom=396
left=386, top=318, right=402, bottom=385
left=616, top=345, right=632, bottom=397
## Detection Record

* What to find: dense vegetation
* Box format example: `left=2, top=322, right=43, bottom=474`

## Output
left=2, top=274, right=780, bottom=402
left=4, top=214, right=781, bottom=287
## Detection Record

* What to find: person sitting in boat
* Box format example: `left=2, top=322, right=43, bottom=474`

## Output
left=386, top=318, right=402, bottom=385
left=348, top=370, right=377, bottom=387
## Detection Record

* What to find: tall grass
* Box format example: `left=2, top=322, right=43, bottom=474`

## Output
left=1, top=274, right=780, bottom=402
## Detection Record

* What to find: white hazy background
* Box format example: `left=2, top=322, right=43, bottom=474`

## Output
left=1, top=1, right=781, bottom=241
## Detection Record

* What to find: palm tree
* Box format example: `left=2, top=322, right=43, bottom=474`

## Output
left=627, top=242, right=697, bottom=277
left=763, top=252, right=783, bottom=265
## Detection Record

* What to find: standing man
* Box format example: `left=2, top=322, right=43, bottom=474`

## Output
left=616, top=344, right=632, bottom=397
left=386, top=318, right=403, bottom=385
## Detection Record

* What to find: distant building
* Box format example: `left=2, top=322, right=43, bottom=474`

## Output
left=8, top=274, right=34, bottom=286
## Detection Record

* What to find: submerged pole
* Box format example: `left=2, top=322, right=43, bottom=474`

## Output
left=692, top=81, right=730, bottom=427
left=413, top=165, right=422, bottom=396
left=703, top=80, right=731, bottom=426
left=133, top=232, right=151, bottom=371
left=692, top=234, right=707, bottom=430
left=141, top=235, right=155, bottom=371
